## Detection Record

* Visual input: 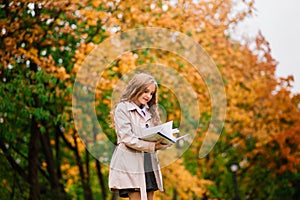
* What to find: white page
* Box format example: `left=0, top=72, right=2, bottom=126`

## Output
left=142, top=121, right=173, bottom=136
left=174, top=134, right=190, bottom=142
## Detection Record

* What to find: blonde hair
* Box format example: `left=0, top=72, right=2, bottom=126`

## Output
left=120, top=73, right=161, bottom=125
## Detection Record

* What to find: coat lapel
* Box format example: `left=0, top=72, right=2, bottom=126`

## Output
left=127, top=101, right=152, bottom=122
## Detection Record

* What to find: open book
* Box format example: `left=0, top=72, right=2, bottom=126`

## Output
left=139, top=121, right=189, bottom=145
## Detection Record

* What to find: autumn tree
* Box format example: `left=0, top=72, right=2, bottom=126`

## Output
left=84, top=0, right=300, bottom=199
left=0, top=1, right=108, bottom=199
left=1, top=0, right=300, bottom=199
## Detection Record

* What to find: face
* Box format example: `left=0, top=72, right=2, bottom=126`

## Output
left=134, top=83, right=156, bottom=107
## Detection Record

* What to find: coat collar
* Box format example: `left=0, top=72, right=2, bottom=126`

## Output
left=126, top=101, right=152, bottom=121
left=126, top=101, right=149, bottom=110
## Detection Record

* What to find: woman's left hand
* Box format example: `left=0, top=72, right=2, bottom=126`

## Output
left=154, top=139, right=172, bottom=150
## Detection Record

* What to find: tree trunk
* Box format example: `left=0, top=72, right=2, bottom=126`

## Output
left=73, top=135, right=94, bottom=200
left=28, top=117, right=40, bottom=200
left=96, top=160, right=107, bottom=199
left=40, top=129, right=65, bottom=198
left=173, top=188, right=178, bottom=200
left=85, top=148, right=90, bottom=184
left=55, top=128, right=63, bottom=181
left=93, top=123, right=107, bottom=199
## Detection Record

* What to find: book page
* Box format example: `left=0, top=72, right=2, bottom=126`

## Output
left=140, top=121, right=190, bottom=144
left=142, top=121, right=173, bottom=136
left=141, top=132, right=175, bottom=144
left=174, top=134, right=190, bottom=142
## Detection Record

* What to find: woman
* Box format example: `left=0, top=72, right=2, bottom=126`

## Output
left=109, top=73, right=169, bottom=200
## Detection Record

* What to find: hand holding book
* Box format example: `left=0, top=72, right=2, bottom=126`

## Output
left=154, top=139, right=172, bottom=150
left=139, top=121, right=190, bottom=145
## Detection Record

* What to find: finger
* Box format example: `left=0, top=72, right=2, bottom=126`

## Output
left=156, top=139, right=163, bottom=144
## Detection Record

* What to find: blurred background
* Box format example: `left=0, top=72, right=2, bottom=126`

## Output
left=1, top=0, right=299, bottom=199
left=234, top=0, right=300, bottom=94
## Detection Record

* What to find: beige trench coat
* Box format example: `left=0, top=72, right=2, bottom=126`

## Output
left=109, top=101, right=164, bottom=200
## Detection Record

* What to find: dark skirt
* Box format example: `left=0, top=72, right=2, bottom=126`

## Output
left=119, top=152, right=158, bottom=198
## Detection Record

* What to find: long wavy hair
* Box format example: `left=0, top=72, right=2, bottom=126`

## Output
left=120, top=73, right=161, bottom=125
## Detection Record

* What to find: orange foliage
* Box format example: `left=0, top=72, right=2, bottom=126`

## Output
left=2, top=0, right=299, bottom=199
left=157, top=159, right=212, bottom=199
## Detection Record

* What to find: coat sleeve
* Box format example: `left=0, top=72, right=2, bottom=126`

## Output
left=114, top=103, right=156, bottom=153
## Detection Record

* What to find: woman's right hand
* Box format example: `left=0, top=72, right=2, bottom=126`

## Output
left=155, top=139, right=171, bottom=150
